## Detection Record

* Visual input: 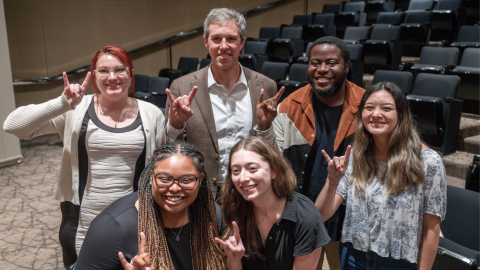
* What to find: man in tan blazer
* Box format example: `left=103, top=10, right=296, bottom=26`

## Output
left=165, top=8, right=283, bottom=196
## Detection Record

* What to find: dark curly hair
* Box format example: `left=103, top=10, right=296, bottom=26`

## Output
left=307, top=36, right=350, bottom=64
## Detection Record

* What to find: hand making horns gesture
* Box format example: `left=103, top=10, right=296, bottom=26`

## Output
left=166, top=86, right=198, bottom=129
left=256, top=86, right=285, bottom=131
left=321, top=145, right=352, bottom=185
left=215, top=221, right=245, bottom=263
left=62, top=71, right=91, bottom=109
left=119, top=232, right=153, bottom=270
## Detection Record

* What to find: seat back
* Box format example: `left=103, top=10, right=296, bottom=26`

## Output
left=134, top=74, right=150, bottom=93
left=376, top=12, right=405, bottom=25
left=199, top=58, right=211, bottom=69
left=435, top=0, right=461, bottom=17
left=372, top=70, right=413, bottom=94
left=177, top=57, right=198, bottom=72
left=343, top=2, right=366, bottom=12
left=456, top=25, right=480, bottom=43
left=322, top=3, right=343, bottom=14
left=147, top=77, right=170, bottom=108
left=412, top=73, right=460, bottom=98
left=441, top=185, right=480, bottom=251
left=259, top=27, right=280, bottom=39
left=408, top=0, right=434, bottom=10
left=348, top=44, right=363, bottom=60
left=292, top=14, right=313, bottom=26
left=244, top=41, right=268, bottom=55
left=305, top=42, right=314, bottom=55
left=403, top=10, right=432, bottom=23
left=459, top=48, right=480, bottom=68
left=288, top=63, right=308, bottom=82
left=418, top=46, right=459, bottom=66
left=280, top=27, right=303, bottom=39
left=343, top=26, right=370, bottom=40
left=313, top=13, right=335, bottom=25
left=370, top=25, right=401, bottom=40
left=260, top=62, right=289, bottom=82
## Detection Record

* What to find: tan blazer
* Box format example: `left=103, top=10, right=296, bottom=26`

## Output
left=166, top=66, right=277, bottom=193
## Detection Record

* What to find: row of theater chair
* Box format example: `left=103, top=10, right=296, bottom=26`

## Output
left=133, top=75, right=170, bottom=114
left=158, top=57, right=211, bottom=86
left=317, top=0, right=477, bottom=42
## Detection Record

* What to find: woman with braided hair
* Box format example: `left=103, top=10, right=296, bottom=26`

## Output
left=75, top=141, right=225, bottom=270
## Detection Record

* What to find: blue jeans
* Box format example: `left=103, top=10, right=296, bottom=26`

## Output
left=340, top=242, right=418, bottom=270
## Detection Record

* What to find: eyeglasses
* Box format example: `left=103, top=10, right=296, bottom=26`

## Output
left=152, top=173, right=200, bottom=190
left=94, top=66, right=129, bottom=79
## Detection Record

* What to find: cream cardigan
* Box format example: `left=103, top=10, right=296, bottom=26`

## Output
left=3, top=95, right=165, bottom=205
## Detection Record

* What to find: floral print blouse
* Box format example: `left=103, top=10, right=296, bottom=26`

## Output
left=337, top=149, right=447, bottom=263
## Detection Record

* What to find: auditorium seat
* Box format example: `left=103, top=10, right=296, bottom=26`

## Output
left=277, top=63, right=309, bottom=102
left=199, top=58, right=211, bottom=69
left=365, top=0, right=395, bottom=24
left=158, top=57, right=198, bottom=86
left=134, top=77, right=170, bottom=112
left=363, top=25, right=402, bottom=72
left=373, top=12, right=405, bottom=27
left=239, top=41, right=268, bottom=71
left=303, top=14, right=336, bottom=46
left=407, top=0, right=435, bottom=11
left=134, top=74, right=150, bottom=94
left=400, top=11, right=432, bottom=57
left=335, top=2, right=367, bottom=38
left=407, top=73, right=462, bottom=155
left=452, top=48, right=480, bottom=114
left=270, top=27, right=304, bottom=63
left=372, top=70, right=413, bottom=94
left=260, top=62, right=290, bottom=83
left=410, top=46, right=459, bottom=81
left=430, top=0, right=463, bottom=42
left=432, top=186, right=479, bottom=270
left=322, top=3, right=343, bottom=14
left=347, top=43, right=364, bottom=87
left=343, top=26, right=371, bottom=44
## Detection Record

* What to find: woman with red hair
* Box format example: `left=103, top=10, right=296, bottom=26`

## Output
left=4, top=45, right=171, bottom=270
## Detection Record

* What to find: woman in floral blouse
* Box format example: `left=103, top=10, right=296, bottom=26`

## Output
left=316, top=82, right=446, bottom=270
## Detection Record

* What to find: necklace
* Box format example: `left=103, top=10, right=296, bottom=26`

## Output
left=169, top=210, right=188, bottom=241
left=96, top=96, right=137, bottom=128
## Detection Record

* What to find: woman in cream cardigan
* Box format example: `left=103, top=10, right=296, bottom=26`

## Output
left=4, top=45, right=170, bottom=270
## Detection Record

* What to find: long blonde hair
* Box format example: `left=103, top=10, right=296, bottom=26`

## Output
left=350, top=82, right=424, bottom=194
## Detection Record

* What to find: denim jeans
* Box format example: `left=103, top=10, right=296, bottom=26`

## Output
left=340, top=242, right=418, bottom=270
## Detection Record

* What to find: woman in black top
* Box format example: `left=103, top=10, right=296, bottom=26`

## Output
left=216, top=137, right=330, bottom=270
left=76, top=141, right=225, bottom=270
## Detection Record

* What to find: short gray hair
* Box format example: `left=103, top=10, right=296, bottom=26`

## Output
left=203, top=8, right=247, bottom=40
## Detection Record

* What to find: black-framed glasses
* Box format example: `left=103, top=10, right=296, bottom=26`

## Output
left=152, top=172, right=200, bottom=190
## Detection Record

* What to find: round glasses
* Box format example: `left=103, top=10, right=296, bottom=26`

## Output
left=94, top=66, right=129, bottom=79
left=153, top=173, right=200, bottom=190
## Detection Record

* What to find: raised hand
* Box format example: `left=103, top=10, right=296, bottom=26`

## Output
left=256, top=87, right=285, bottom=131
left=215, top=221, right=245, bottom=264
left=62, top=71, right=91, bottom=109
left=321, top=145, right=352, bottom=185
left=119, top=232, right=152, bottom=270
left=166, top=86, right=198, bottom=129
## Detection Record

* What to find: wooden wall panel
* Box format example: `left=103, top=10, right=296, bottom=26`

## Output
left=3, top=0, right=340, bottom=107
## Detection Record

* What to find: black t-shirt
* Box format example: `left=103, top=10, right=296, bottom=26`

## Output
left=303, top=97, right=343, bottom=202
left=75, top=192, right=222, bottom=270
left=241, top=192, right=330, bottom=270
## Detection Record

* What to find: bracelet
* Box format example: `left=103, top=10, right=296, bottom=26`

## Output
left=326, top=179, right=339, bottom=187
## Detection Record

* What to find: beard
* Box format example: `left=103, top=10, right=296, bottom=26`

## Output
left=310, top=68, right=347, bottom=96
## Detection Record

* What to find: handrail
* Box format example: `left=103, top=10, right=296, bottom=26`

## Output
left=13, top=0, right=296, bottom=85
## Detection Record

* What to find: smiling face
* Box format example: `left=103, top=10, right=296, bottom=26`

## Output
left=361, top=90, right=398, bottom=140
left=151, top=154, right=203, bottom=216
left=308, top=43, right=349, bottom=96
left=204, top=20, right=245, bottom=72
left=230, top=149, right=277, bottom=202
left=94, top=54, right=131, bottom=99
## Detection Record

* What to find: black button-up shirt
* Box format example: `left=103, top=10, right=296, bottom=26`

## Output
left=242, top=192, right=330, bottom=269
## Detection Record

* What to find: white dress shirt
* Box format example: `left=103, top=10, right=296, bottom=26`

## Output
left=167, top=65, right=252, bottom=185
